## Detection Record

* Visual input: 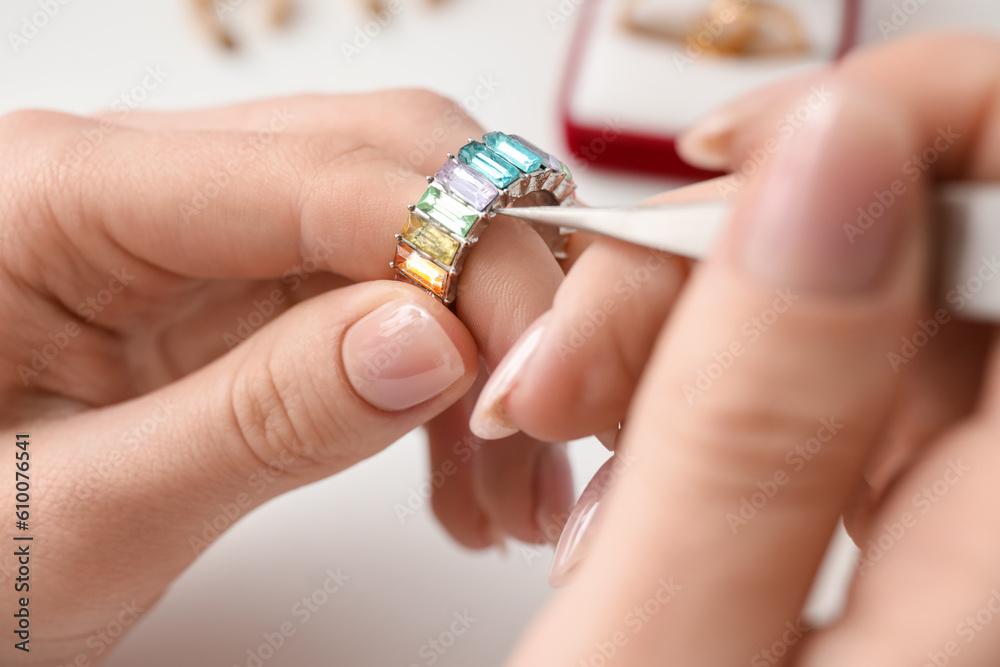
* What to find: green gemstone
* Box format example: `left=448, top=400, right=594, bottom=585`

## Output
left=403, top=213, right=460, bottom=265
left=415, top=183, right=480, bottom=237
left=560, top=161, right=574, bottom=183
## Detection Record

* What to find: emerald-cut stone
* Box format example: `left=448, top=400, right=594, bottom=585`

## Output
left=457, top=141, right=520, bottom=188
left=483, top=132, right=543, bottom=173
left=403, top=213, right=460, bottom=265
left=560, top=161, right=574, bottom=183
left=510, top=134, right=561, bottom=171
left=435, top=159, right=498, bottom=211
left=395, top=243, right=448, bottom=298
left=415, top=182, right=480, bottom=236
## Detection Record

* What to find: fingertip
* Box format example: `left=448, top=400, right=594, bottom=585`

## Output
left=677, top=110, right=738, bottom=171
left=472, top=432, right=564, bottom=545
left=456, top=215, right=563, bottom=366
left=468, top=312, right=551, bottom=440
left=501, top=239, right=685, bottom=443
left=533, top=442, right=574, bottom=546
left=342, top=285, right=479, bottom=412
left=677, top=70, right=834, bottom=172
left=425, top=401, right=500, bottom=551
left=431, top=494, right=499, bottom=551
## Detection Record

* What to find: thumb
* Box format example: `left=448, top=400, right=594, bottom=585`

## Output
left=509, top=85, right=927, bottom=664
left=32, top=281, right=476, bottom=640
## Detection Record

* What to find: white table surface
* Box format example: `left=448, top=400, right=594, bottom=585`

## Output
left=3, top=0, right=991, bottom=664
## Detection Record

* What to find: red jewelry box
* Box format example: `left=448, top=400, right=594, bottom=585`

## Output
left=559, top=0, right=860, bottom=179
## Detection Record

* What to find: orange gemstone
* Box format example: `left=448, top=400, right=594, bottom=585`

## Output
left=394, top=244, right=448, bottom=298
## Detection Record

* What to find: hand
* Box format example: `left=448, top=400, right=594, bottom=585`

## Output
left=496, top=34, right=1000, bottom=665
left=0, top=90, right=572, bottom=665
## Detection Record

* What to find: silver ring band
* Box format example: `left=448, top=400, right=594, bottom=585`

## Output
left=391, top=132, right=577, bottom=305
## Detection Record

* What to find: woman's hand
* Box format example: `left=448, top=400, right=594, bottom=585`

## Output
left=0, top=90, right=572, bottom=665
left=501, top=34, right=1000, bottom=665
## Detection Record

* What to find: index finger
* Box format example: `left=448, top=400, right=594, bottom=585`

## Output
left=7, top=96, right=567, bottom=550
left=505, top=35, right=995, bottom=665
left=3, top=94, right=564, bottom=368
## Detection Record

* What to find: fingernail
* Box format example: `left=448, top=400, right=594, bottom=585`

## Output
left=534, top=443, right=574, bottom=546
left=343, top=300, right=464, bottom=411
left=677, top=108, right=742, bottom=171
left=679, top=78, right=821, bottom=170
left=549, top=455, right=616, bottom=588
left=738, top=89, right=910, bottom=293
left=469, top=313, right=551, bottom=440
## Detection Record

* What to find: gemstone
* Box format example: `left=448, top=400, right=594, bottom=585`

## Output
left=560, top=161, right=574, bottom=183
left=415, top=182, right=481, bottom=236
left=395, top=243, right=448, bottom=298
left=483, top=132, right=543, bottom=173
left=457, top=141, right=520, bottom=188
left=510, top=134, right=561, bottom=171
left=402, top=213, right=460, bottom=265
left=435, top=159, right=499, bottom=211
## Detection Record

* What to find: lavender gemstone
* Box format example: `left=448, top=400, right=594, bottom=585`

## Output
left=510, top=134, right=561, bottom=171
left=435, top=158, right=499, bottom=211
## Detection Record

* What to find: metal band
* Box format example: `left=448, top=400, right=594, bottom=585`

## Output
left=391, top=132, right=578, bottom=305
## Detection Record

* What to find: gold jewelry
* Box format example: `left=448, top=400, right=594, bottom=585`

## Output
left=622, top=0, right=808, bottom=58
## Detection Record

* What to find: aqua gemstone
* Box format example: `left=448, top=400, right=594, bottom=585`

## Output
left=483, top=132, right=543, bottom=173
left=509, top=134, right=561, bottom=171
left=457, top=141, right=520, bottom=188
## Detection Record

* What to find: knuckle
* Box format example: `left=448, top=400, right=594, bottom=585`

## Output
left=229, top=351, right=353, bottom=476
left=0, top=110, right=90, bottom=263
left=399, top=87, right=461, bottom=113
left=293, top=136, right=395, bottom=260
left=0, top=108, right=67, bottom=139
left=284, top=92, right=334, bottom=107
left=299, top=134, right=383, bottom=172
left=0, top=110, right=84, bottom=171
left=273, top=132, right=383, bottom=185
left=391, top=88, right=467, bottom=129
left=671, top=386, right=850, bottom=491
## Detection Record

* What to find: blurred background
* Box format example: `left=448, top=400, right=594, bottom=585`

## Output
left=2, top=0, right=997, bottom=664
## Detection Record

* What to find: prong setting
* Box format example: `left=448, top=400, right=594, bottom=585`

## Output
left=392, top=132, right=577, bottom=306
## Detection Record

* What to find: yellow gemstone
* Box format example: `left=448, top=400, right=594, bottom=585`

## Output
left=402, top=213, right=460, bottom=265
left=395, top=244, right=448, bottom=298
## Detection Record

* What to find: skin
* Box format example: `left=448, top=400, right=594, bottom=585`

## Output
left=6, top=31, right=1000, bottom=667
left=503, top=33, right=1000, bottom=666
left=0, top=89, right=573, bottom=665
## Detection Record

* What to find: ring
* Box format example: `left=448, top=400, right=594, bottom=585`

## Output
left=690, top=0, right=807, bottom=56
left=621, top=0, right=808, bottom=58
left=391, top=132, right=578, bottom=305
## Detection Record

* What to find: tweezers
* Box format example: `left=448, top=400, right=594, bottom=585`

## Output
left=502, top=181, right=1000, bottom=322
